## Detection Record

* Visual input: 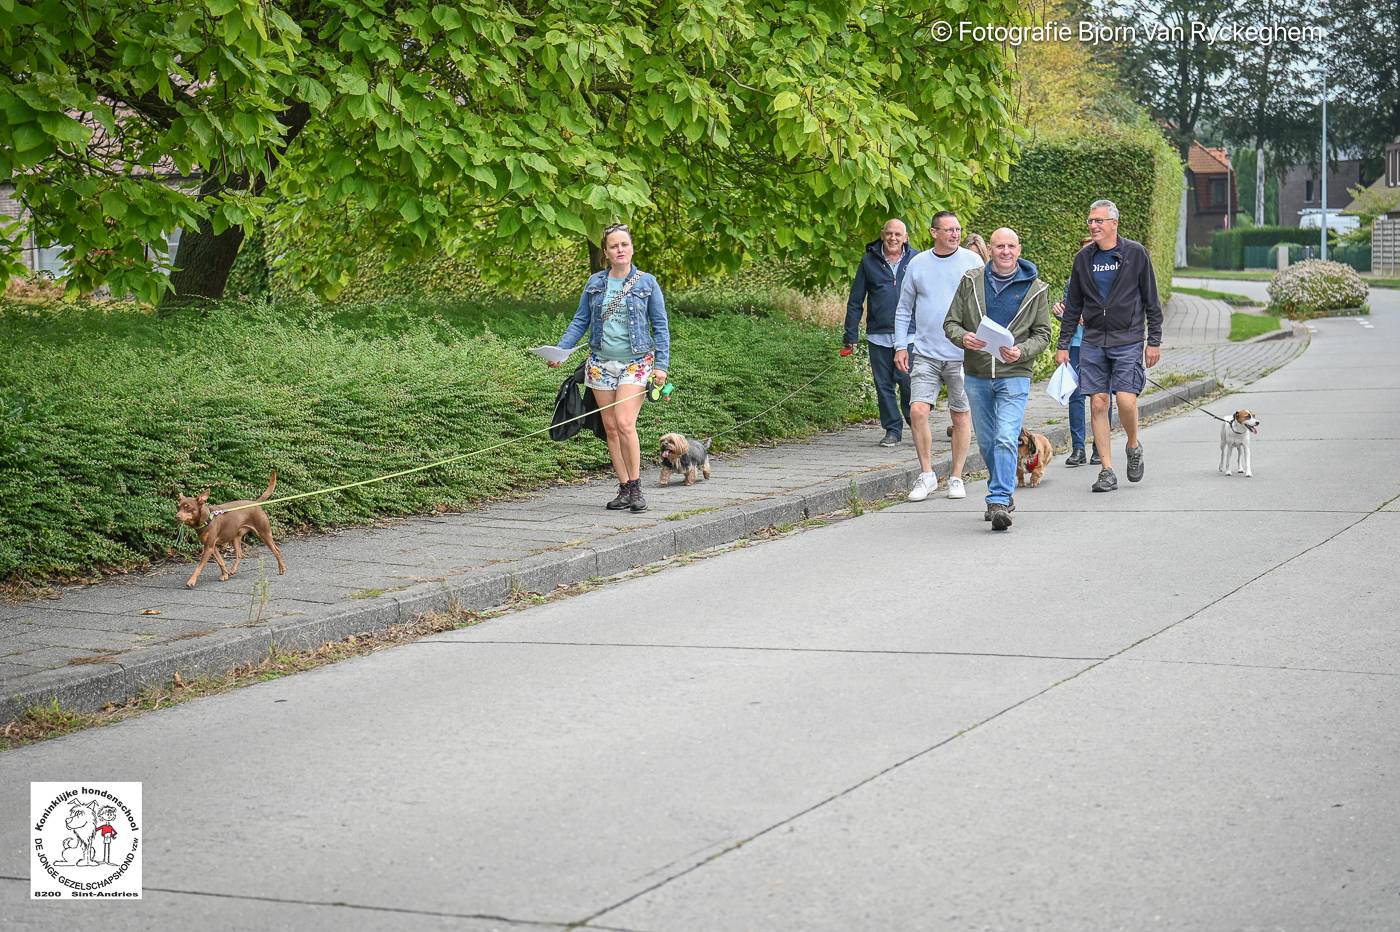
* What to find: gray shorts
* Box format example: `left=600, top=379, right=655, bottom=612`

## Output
left=910, top=354, right=969, bottom=411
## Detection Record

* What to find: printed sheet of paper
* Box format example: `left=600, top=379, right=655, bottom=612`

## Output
left=974, top=318, right=1015, bottom=359
left=528, top=345, right=578, bottom=364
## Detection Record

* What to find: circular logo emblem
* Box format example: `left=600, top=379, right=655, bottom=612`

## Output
left=31, top=782, right=142, bottom=899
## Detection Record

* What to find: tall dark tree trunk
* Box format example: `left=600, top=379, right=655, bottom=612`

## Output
left=160, top=102, right=311, bottom=308
left=164, top=173, right=248, bottom=304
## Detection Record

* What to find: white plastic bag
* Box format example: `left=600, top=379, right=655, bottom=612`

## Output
left=1046, top=362, right=1078, bottom=406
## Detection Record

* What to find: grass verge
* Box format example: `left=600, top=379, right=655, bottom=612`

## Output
left=1229, top=313, right=1283, bottom=341
left=1175, top=286, right=1259, bottom=307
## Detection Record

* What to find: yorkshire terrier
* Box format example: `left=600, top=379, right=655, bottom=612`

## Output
left=659, top=433, right=712, bottom=486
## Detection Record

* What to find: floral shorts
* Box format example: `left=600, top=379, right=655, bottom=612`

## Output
left=585, top=352, right=653, bottom=391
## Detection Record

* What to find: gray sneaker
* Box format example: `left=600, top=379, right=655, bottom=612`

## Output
left=989, top=503, right=1012, bottom=531
left=1125, top=444, right=1144, bottom=482
left=983, top=496, right=1016, bottom=520
left=878, top=430, right=901, bottom=447
left=1091, top=468, right=1118, bottom=493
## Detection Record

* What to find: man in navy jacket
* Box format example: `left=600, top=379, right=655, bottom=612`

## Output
left=1055, top=199, right=1164, bottom=492
left=845, top=219, right=917, bottom=446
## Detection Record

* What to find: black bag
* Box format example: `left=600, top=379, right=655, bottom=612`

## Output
left=549, top=362, right=607, bottom=441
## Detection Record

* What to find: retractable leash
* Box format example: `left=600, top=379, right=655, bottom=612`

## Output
left=211, top=352, right=854, bottom=516
left=207, top=390, right=647, bottom=517
left=708, top=351, right=851, bottom=443
left=1142, top=374, right=1230, bottom=424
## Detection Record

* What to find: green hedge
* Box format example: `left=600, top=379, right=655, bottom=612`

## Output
left=967, top=122, right=1183, bottom=305
left=0, top=299, right=873, bottom=581
left=1210, top=226, right=1308, bottom=270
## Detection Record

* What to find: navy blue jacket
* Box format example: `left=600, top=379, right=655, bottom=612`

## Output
left=1058, top=236, right=1163, bottom=349
left=844, top=240, right=917, bottom=345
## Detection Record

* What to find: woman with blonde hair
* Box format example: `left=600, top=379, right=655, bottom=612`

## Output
left=553, top=224, right=670, bottom=512
left=964, top=232, right=991, bottom=261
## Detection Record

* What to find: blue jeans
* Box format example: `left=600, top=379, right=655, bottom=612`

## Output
left=1068, top=344, right=1111, bottom=452
left=964, top=375, right=1030, bottom=506
left=867, top=341, right=911, bottom=436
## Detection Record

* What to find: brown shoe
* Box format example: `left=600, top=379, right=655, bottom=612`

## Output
left=628, top=480, right=648, bottom=513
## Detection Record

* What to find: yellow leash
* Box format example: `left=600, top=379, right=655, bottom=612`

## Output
left=210, top=391, right=639, bottom=516
left=211, top=353, right=855, bottom=517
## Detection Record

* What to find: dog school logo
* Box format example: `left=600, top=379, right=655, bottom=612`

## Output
left=31, top=782, right=142, bottom=899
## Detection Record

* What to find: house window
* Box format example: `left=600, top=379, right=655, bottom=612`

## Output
left=1210, top=177, right=1227, bottom=208
left=1390, top=149, right=1399, bottom=187
left=1305, top=179, right=1314, bottom=202
left=34, top=244, right=67, bottom=278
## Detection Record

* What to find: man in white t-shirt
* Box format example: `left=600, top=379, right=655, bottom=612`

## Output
left=894, top=211, right=986, bottom=501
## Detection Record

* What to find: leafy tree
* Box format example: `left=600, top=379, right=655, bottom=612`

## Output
left=1326, top=0, right=1400, bottom=173
left=1081, top=0, right=1242, bottom=161
left=1211, top=0, right=1321, bottom=224
left=1010, top=0, right=1144, bottom=139
left=0, top=0, right=1029, bottom=303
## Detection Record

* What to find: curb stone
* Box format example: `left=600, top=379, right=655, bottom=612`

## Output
left=0, top=373, right=1231, bottom=723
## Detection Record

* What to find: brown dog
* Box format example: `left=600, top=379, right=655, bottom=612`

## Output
left=1016, top=429, right=1054, bottom=487
left=176, top=472, right=286, bottom=588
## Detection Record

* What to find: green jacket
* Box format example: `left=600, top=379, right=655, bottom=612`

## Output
left=942, top=263, right=1052, bottom=380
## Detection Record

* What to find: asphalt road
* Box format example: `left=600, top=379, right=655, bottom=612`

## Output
left=4, top=289, right=1398, bottom=931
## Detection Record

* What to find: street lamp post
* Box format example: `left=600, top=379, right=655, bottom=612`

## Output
left=1320, top=63, right=1328, bottom=261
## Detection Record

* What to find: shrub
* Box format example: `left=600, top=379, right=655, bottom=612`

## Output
left=0, top=298, right=873, bottom=581
left=1187, top=244, right=1212, bottom=268
left=1211, top=226, right=1312, bottom=270
left=1267, top=260, right=1369, bottom=317
left=966, top=118, right=1182, bottom=303
left=4, top=273, right=66, bottom=301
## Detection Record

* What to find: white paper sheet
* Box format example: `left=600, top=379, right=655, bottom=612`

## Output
left=528, top=345, right=578, bottom=364
left=974, top=318, right=1015, bottom=358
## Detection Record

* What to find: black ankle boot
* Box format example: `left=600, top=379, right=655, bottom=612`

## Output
left=606, top=482, right=631, bottom=510
left=628, top=479, right=648, bottom=513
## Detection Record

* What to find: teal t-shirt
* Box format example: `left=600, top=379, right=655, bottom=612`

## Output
left=599, top=275, right=633, bottom=360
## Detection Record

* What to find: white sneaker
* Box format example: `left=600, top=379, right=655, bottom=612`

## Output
left=908, top=472, right=939, bottom=502
left=946, top=476, right=966, bottom=499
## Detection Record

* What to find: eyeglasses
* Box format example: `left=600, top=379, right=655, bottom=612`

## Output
left=1086, top=218, right=1115, bottom=226
left=603, top=223, right=630, bottom=235
left=932, top=226, right=962, bottom=234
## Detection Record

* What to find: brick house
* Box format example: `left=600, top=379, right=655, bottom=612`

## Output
left=1278, top=157, right=1365, bottom=228
left=1185, top=142, right=1238, bottom=249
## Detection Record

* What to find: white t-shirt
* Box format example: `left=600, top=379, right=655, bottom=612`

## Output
left=893, top=247, right=985, bottom=361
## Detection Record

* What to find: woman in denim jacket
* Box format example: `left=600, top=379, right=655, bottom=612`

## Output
left=554, top=224, right=670, bottom=512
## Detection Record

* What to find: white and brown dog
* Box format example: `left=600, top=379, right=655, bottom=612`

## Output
left=1219, top=409, right=1260, bottom=477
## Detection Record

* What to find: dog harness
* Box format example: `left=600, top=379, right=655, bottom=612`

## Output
left=1025, top=453, right=1041, bottom=471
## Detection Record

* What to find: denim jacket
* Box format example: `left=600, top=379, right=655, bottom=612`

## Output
left=558, top=269, right=670, bottom=371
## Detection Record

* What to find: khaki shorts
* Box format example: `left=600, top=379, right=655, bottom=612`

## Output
left=910, top=355, right=969, bottom=411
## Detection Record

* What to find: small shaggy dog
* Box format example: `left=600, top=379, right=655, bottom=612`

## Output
left=1016, top=429, right=1054, bottom=487
left=659, top=433, right=712, bottom=486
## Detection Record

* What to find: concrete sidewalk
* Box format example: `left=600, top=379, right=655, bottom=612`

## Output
left=0, top=317, right=1308, bottom=722
left=1159, top=292, right=1233, bottom=344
